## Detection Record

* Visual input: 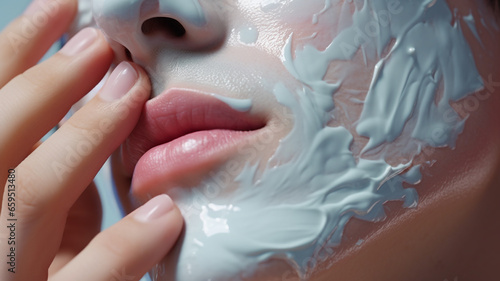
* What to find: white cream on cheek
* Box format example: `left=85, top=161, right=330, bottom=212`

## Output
left=84, top=0, right=487, bottom=280
left=161, top=0, right=486, bottom=280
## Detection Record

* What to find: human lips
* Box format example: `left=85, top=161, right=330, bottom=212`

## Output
left=121, top=88, right=266, bottom=197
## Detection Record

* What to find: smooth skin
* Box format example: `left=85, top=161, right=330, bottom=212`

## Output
left=0, top=0, right=183, bottom=280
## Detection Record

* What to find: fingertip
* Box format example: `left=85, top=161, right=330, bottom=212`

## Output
left=97, top=61, right=151, bottom=104
left=131, top=194, right=184, bottom=246
left=133, top=194, right=175, bottom=222
left=129, top=195, right=184, bottom=261
left=58, top=28, right=114, bottom=67
left=49, top=194, right=184, bottom=281
left=129, top=62, right=153, bottom=102
left=99, top=61, right=139, bottom=102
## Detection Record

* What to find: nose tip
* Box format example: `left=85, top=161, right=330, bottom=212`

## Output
left=93, top=0, right=226, bottom=63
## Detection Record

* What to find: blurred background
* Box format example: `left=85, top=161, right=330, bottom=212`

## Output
left=0, top=1, right=32, bottom=25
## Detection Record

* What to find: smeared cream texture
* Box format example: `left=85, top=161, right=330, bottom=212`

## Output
left=83, top=0, right=485, bottom=280
left=209, top=93, right=253, bottom=112
left=156, top=1, right=484, bottom=280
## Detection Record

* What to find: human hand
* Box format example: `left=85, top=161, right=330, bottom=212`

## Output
left=0, top=1, right=183, bottom=280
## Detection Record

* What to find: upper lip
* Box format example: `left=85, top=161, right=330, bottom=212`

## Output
left=120, top=88, right=266, bottom=177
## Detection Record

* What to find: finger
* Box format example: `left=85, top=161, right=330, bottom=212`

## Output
left=50, top=195, right=184, bottom=281
left=18, top=61, right=150, bottom=210
left=49, top=183, right=102, bottom=275
left=0, top=62, right=150, bottom=280
left=0, top=27, right=113, bottom=182
left=0, top=0, right=78, bottom=87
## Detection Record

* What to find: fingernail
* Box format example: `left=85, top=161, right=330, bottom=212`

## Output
left=60, top=28, right=98, bottom=57
left=24, top=0, right=48, bottom=16
left=134, top=195, right=175, bottom=222
left=99, top=62, right=139, bottom=102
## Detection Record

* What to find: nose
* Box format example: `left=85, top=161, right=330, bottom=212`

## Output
left=92, top=0, right=227, bottom=63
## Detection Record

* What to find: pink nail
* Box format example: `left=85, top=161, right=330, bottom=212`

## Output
left=60, top=28, right=98, bottom=57
left=134, top=195, right=175, bottom=222
left=99, top=62, right=139, bottom=102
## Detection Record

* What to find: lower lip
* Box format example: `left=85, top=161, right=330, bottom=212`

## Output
left=131, top=129, right=253, bottom=197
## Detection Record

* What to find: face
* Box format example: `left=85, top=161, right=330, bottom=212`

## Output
left=74, top=0, right=500, bottom=280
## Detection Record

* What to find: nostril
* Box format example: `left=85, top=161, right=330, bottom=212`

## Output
left=141, top=17, right=186, bottom=38
left=124, top=47, right=132, bottom=61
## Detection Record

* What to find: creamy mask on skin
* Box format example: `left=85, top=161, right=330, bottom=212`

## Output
left=162, top=0, right=482, bottom=279
left=74, top=0, right=488, bottom=280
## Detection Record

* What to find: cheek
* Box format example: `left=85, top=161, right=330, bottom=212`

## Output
left=241, top=0, right=356, bottom=60
left=274, top=0, right=372, bottom=124
left=282, top=0, right=356, bottom=51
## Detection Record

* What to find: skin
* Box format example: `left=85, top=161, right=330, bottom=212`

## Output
left=0, top=0, right=183, bottom=281
left=0, top=1, right=498, bottom=281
